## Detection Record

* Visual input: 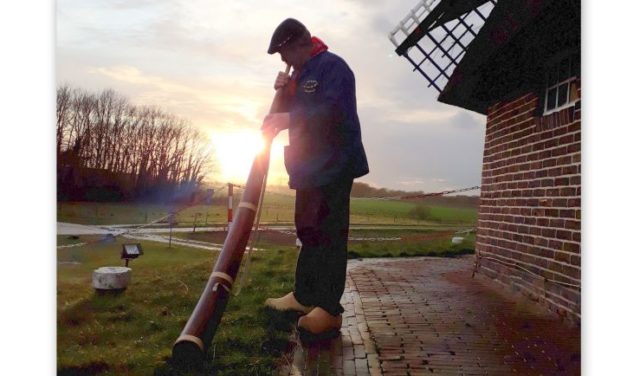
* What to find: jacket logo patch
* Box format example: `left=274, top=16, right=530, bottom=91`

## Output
left=302, top=80, right=318, bottom=93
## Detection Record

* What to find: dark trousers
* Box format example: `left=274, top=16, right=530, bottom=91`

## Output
left=293, top=178, right=353, bottom=316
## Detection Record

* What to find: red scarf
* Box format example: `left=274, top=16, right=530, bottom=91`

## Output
left=286, top=36, right=328, bottom=98
left=310, top=36, right=328, bottom=57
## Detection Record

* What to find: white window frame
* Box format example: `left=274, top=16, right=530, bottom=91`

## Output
left=543, top=54, right=580, bottom=115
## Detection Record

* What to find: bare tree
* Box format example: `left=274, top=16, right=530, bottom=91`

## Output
left=56, top=85, right=72, bottom=158
left=56, top=85, right=214, bottom=201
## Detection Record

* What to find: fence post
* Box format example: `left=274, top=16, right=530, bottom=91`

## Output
left=227, top=183, right=234, bottom=231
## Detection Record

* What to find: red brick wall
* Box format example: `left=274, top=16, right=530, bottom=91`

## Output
left=476, top=86, right=581, bottom=323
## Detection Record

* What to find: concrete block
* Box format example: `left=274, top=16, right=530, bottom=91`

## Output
left=93, top=266, right=132, bottom=291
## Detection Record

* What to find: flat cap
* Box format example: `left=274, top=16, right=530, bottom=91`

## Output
left=267, top=18, right=308, bottom=54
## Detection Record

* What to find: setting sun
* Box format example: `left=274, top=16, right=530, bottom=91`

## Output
left=211, top=129, right=290, bottom=185
left=213, top=131, right=265, bottom=183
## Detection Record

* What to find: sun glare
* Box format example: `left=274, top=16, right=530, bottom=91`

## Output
left=213, top=131, right=266, bottom=183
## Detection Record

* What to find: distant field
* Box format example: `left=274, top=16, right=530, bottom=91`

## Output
left=57, top=191, right=477, bottom=228
left=350, top=198, right=477, bottom=225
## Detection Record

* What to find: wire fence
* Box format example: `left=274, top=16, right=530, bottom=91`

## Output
left=57, top=183, right=481, bottom=250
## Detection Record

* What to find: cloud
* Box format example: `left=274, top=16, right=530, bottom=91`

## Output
left=91, top=66, right=180, bottom=90
left=359, top=107, right=485, bottom=192
left=87, top=65, right=272, bottom=133
left=399, top=179, right=424, bottom=186
left=448, top=111, right=485, bottom=130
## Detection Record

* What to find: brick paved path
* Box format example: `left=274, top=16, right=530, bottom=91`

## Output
left=287, top=256, right=580, bottom=375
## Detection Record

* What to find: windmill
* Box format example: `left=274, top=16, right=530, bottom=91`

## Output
left=389, top=0, right=497, bottom=93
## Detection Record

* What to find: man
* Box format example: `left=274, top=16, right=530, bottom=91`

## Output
left=262, top=18, right=369, bottom=336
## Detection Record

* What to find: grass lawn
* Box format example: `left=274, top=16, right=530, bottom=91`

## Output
left=347, top=229, right=475, bottom=258
left=181, top=228, right=476, bottom=260
left=57, top=238, right=299, bottom=375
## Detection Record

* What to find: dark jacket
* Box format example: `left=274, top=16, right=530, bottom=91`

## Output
left=284, top=51, right=369, bottom=189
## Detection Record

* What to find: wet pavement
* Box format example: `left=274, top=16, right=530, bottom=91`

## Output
left=287, top=256, right=580, bottom=375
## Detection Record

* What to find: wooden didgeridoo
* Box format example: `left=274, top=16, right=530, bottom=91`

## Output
left=171, top=64, right=291, bottom=369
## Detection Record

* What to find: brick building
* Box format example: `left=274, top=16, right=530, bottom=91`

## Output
left=390, top=0, right=581, bottom=323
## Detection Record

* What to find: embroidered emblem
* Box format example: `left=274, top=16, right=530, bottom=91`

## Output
left=302, top=80, right=318, bottom=93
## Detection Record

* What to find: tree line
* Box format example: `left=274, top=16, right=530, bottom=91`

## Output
left=57, top=85, right=213, bottom=202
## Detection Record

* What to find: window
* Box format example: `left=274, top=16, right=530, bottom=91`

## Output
left=544, top=53, right=580, bottom=114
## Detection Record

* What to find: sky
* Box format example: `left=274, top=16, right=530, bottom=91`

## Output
left=56, top=0, right=487, bottom=193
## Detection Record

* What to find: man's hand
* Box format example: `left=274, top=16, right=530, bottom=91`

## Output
left=274, top=71, right=290, bottom=90
left=262, top=112, right=290, bottom=137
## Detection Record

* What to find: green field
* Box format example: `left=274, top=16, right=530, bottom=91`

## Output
left=57, top=191, right=477, bottom=228
left=350, top=198, right=477, bottom=225
left=57, top=191, right=295, bottom=226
